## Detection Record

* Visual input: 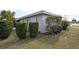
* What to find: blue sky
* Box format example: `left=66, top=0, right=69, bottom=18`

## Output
left=14, top=10, right=27, bottom=18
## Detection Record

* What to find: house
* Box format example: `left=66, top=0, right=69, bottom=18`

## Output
left=17, top=10, right=61, bottom=33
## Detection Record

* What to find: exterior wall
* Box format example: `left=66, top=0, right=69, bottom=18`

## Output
left=27, top=16, right=37, bottom=31
left=19, top=14, right=50, bottom=33
left=20, top=16, right=37, bottom=31
left=20, top=19, right=27, bottom=23
left=36, top=14, right=43, bottom=32
left=20, top=19, right=24, bottom=23
left=20, top=16, right=37, bottom=23
left=41, top=14, right=50, bottom=32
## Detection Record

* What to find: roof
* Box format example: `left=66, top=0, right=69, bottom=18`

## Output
left=17, top=10, right=61, bottom=20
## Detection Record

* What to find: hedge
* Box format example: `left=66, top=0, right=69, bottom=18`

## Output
left=0, top=20, right=13, bottom=39
left=16, top=22, right=27, bottom=39
left=29, top=22, right=39, bottom=38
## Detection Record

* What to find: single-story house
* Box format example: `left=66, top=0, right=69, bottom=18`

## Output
left=17, top=10, right=61, bottom=33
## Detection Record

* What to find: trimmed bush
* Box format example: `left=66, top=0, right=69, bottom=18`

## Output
left=0, top=20, right=13, bottom=39
left=16, top=23, right=27, bottom=39
left=29, top=22, right=39, bottom=38
left=61, top=21, right=69, bottom=30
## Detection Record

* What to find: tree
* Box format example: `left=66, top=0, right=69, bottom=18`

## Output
left=0, top=10, right=15, bottom=21
left=46, top=16, right=54, bottom=31
left=46, top=16, right=62, bottom=32
left=0, top=10, right=15, bottom=26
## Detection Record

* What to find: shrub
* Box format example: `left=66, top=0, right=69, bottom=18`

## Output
left=29, top=22, right=39, bottom=38
left=46, top=16, right=62, bottom=35
left=0, top=20, right=13, bottom=39
left=16, top=23, right=27, bottom=39
left=56, top=25, right=62, bottom=33
left=61, top=21, right=69, bottom=30
left=50, top=25, right=62, bottom=35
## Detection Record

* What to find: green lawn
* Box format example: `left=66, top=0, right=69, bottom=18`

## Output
left=0, top=26, right=79, bottom=49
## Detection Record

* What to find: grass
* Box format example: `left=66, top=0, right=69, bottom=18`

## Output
left=0, top=26, right=79, bottom=49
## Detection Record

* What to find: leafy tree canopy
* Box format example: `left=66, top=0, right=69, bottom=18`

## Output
left=0, top=10, right=15, bottom=21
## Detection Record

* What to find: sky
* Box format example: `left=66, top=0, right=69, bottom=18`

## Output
left=0, top=0, right=79, bottom=21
